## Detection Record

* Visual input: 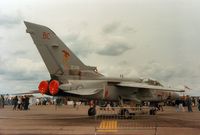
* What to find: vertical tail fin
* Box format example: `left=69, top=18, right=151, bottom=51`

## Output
left=24, top=21, right=102, bottom=81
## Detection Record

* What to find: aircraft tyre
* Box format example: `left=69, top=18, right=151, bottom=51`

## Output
left=120, top=109, right=130, bottom=118
left=88, top=107, right=96, bottom=116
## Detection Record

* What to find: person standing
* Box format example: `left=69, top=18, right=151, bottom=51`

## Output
left=158, top=102, right=164, bottom=112
left=175, top=98, right=180, bottom=112
left=179, top=98, right=185, bottom=112
left=13, top=96, right=18, bottom=110
left=198, top=98, right=200, bottom=111
left=0, top=95, right=2, bottom=108
left=18, top=96, right=22, bottom=110
left=1, top=95, right=4, bottom=108
left=24, top=95, right=30, bottom=110
left=0, top=95, right=5, bottom=108
left=186, top=95, right=193, bottom=112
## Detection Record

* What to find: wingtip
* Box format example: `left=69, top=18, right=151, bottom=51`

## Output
left=24, top=21, right=31, bottom=27
left=24, top=21, right=37, bottom=26
left=24, top=20, right=29, bottom=25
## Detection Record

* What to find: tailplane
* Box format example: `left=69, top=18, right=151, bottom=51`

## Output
left=24, top=21, right=102, bottom=81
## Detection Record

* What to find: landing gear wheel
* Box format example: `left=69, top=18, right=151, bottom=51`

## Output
left=149, top=108, right=157, bottom=115
left=88, top=107, right=96, bottom=116
left=120, top=109, right=130, bottom=118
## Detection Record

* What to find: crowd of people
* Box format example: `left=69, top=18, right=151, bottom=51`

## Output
left=0, top=95, right=30, bottom=111
left=12, top=95, right=30, bottom=110
left=174, top=95, right=200, bottom=112
left=0, top=94, right=200, bottom=113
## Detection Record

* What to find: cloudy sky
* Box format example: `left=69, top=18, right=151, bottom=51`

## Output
left=0, top=0, right=199, bottom=95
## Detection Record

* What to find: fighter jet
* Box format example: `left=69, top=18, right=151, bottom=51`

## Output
left=24, top=21, right=184, bottom=116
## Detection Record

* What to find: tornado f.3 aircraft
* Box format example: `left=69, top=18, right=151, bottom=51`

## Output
left=24, top=21, right=184, bottom=116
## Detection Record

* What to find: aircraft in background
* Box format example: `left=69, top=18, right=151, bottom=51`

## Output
left=24, top=21, right=184, bottom=116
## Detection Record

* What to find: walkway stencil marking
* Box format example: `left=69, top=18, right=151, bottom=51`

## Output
left=97, top=120, right=118, bottom=132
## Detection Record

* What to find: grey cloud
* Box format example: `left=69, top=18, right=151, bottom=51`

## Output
left=102, top=22, right=121, bottom=34
left=140, top=62, right=177, bottom=82
left=63, top=34, right=95, bottom=58
left=0, top=57, right=5, bottom=74
left=0, top=69, right=42, bottom=81
left=12, top=50, right=28, bottom=56
left=139, top=61, right=200, bottom=88
left=62, top=23, right=136, bottom=58
left=70, top=43, right=93, bottom=58
left=1, top=70, right=38, bottom=81
left=97, top=43, right=131, bottom=56
left=0, top=14, right=21, bottom=27
left=122, top=26, right=137, bottom=33
left=102, top=22, right=136, bottom=34
left=100, top=64, right=139, bottom=79
left=64, top=33, right=79, bottom=42
left=0, top=57, right=48, bottom=81
left=118, top=60, right=129, bottom=66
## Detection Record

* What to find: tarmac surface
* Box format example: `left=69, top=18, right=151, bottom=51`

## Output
left=0, top=105, right=200, bottom=135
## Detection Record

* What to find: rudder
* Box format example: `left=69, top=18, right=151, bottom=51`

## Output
left=24, top=21, right=102, bottom=80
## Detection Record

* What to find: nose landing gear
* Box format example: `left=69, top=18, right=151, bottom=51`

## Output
left=88, top=107, right=96, bottom=116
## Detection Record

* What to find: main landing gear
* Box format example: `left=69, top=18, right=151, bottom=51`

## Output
left=119, top=108, right=130, bottom=118
left=88, top=100, right=96, bottom=116
left=88, top=107, right=96, bottom=116
left=149, top=107, right=157, bottom=115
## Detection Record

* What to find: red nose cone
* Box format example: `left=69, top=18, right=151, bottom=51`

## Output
left=49, top=80, right=59, bottom=95
left=38, top=81, right=49, bottom=94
